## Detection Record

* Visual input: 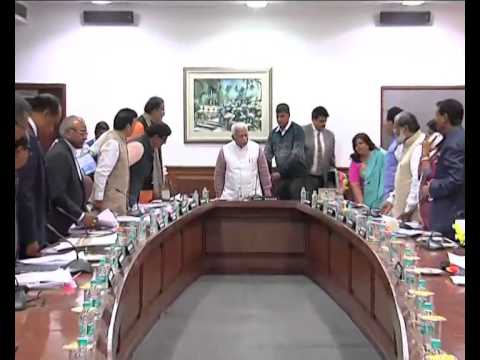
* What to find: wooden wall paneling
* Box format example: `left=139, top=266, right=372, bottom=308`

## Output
left=166, top=167, right=350, bottom=199
left=351, top=246, right=373, bottom=314
left=329, top=232, right=351, bottom=291
left=142, top=244, right=163, bottom=308
left=166, top=166, right=215, bottom=195
left=182, top=221, right=203, bottom=265
left=308, top=222, right=330, bottom=278
left=162, top=233, right=183, bottom=288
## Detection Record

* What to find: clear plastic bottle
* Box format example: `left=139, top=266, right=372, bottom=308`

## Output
left=311, top=190, right=318, bottom=209
left=202, top=187, right=209, bottom=204
left=300, top=187, right=307, bottom=204
left=79, top=297, right=96, bottom=345
left=192, top=190, right=199, bottom=206
left=150, top=209, right=158, bottom=235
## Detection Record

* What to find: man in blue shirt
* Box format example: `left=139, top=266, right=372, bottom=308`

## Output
left=383, top=106, right=403, bottom=200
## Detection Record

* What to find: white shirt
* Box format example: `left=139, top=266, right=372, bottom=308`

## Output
left=28, top=117, right=38, bottom=137
left=311, top=124, right=325, bottom=173
left=64, top=139, right=83, bottom=181
left=387, top=139, right=423, bottom=213
left=93, top=139, right=120, bottom=201
left=274, top=119, right=292, bottom=137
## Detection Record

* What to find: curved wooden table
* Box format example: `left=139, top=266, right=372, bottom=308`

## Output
left=15, top=201, right=465, bottom=360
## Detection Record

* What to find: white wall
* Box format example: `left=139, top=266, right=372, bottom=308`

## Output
left=15, top=1, right=465, bottom=167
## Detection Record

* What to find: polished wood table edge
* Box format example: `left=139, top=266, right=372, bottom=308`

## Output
left=102, top=201, right=462, bottom=360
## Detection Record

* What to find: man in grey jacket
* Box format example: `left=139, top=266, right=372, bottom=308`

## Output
left=303, top=106, right=336, bottom=191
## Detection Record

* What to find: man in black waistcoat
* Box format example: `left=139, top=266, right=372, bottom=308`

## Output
left=127, top=123, right=172, bottom=207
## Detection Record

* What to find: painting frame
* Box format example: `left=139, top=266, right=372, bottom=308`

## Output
left=183, top=67, right=272, bottom=143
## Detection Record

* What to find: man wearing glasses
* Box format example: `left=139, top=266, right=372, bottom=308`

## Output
left=45, top=116, right=97, bottom=243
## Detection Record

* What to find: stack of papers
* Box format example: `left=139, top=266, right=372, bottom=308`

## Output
left=16, top=268, right=74, bottom=289
left=393, top=228, right=427, bottom=237
left=69, top=233, right=117, bottom=248
left=41, top=242, right=74, bottom=255
left=450, top=276, right=465, bottom=286
left=18, top=250, right=78, bottom=267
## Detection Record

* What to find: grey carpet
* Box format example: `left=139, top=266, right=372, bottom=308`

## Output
left=133, top=275, right=382, bottom=360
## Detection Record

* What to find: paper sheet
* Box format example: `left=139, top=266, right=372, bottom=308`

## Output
left=18, top=250, right=77, bottom=266
left=41, top=242, right=73, bottom=255
left=117, top=215, right=141, bottom=223
left=16, top=268, right=73, bottom=287
left=69, top=233, right=117, bottom=248
left=448, top=252, right=465, bottom=269
left=450, top=276, right=465, bottom=285
left=97, top=209, right=119, bottom=228
left=393, top=228, right=426, bottom=237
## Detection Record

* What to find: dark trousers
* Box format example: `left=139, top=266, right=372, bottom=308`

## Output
left=303, top=175, right=325, bottom=193
left=275, top=177, right=306, bottom=200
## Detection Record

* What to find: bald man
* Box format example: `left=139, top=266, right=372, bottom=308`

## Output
left=45, top=116, right=97, bottom=243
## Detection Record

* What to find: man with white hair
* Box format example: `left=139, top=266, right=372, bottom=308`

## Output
left=45, top=115, right=97, bottom=243
left=214, top=122, right=272, bottom=200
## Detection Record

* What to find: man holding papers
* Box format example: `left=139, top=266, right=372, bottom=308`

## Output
left=45, top=116, right=97, bottom=242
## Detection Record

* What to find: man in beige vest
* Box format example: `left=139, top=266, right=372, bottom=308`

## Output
left=381, top=111, right=425, bottom=221
left=90, top=108, right=137, bottom=215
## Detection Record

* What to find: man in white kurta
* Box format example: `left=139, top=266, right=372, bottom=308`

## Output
left=214, top=122, right=272, bottom=200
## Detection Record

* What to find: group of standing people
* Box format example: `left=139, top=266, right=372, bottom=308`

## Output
left=14, top=94, right=172, bottom=259
left=213, top=99, right=465, bottom=240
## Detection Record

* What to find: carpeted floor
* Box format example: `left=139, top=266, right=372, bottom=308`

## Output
left=133, top=275, right=382, bottom=360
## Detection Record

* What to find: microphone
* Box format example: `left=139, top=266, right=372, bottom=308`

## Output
left=46, top=224, right=93, bottom=274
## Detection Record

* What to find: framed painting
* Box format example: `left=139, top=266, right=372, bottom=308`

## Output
left=183, top=67, right=272, bottom=143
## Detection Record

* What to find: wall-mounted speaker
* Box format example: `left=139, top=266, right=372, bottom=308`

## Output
left=82, top=11, right=136, bottom=26
left=378, top=11, right=432, bottom=26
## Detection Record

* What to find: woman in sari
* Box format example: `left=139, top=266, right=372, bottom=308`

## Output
left=348, top=133, right=386, bottom=209
left=418, top=120, right=444, bottom=230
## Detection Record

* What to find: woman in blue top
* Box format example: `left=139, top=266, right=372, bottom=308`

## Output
left=348, top=133, right=386, bottom=209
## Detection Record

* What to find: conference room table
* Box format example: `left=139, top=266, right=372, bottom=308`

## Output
left=15, top=200, right=465, bottom=360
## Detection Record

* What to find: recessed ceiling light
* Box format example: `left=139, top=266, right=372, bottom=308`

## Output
left=246, top=1, right=268, bottom=9
left=401, top=1, right=425, bottom=6
left=91, top=1, right=112, bottom=5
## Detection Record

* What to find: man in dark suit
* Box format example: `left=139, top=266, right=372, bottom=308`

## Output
left=17, top=94, right=62, bottom=258
left=45, top=116, right=97, bottom=242
left=421, top=99, right=464, bottom=240
left=303, top=106, right=336, bottom=191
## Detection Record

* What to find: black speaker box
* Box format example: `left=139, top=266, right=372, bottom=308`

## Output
left=379, top=11, right=432, bottom=26
left=82, top=11, right=135, bottom=25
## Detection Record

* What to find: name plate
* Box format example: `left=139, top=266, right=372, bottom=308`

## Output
left=127, top=242, right=135, bottom=255
left=181, top=206, right=188, bottom=215
left=327, top=207, right=336, bottom=217
left=200, top=199, right=208, bottom=205
left=190, top=202, right=197, bottom=209
left=170, top=213, right=177, bottom=222
left=394, top=261, right=404, bottom=280
left=108, top=269, right=115, bottom=289
left=358, top=227, right=367, bottom=239
left=118, top=253, right=126, bottom=267
left=338, top=214, right=346, bottom=223
left=346, top=219, right=355, bottom=228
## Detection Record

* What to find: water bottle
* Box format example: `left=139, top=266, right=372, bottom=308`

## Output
left=149, top=209, right=158, bottom=235
left=192, top=190, right=199, bottom=206
left=237, top=186, right=244, bottom=201
left=300, top=187, right=307, bottom=204
left=311, top=190, right=318, bottom=209
left=79, top=297, right=96, bottom=345
left=96, top=257, right=109, bottom=290
left=201, top=187, right=209, bottom=204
